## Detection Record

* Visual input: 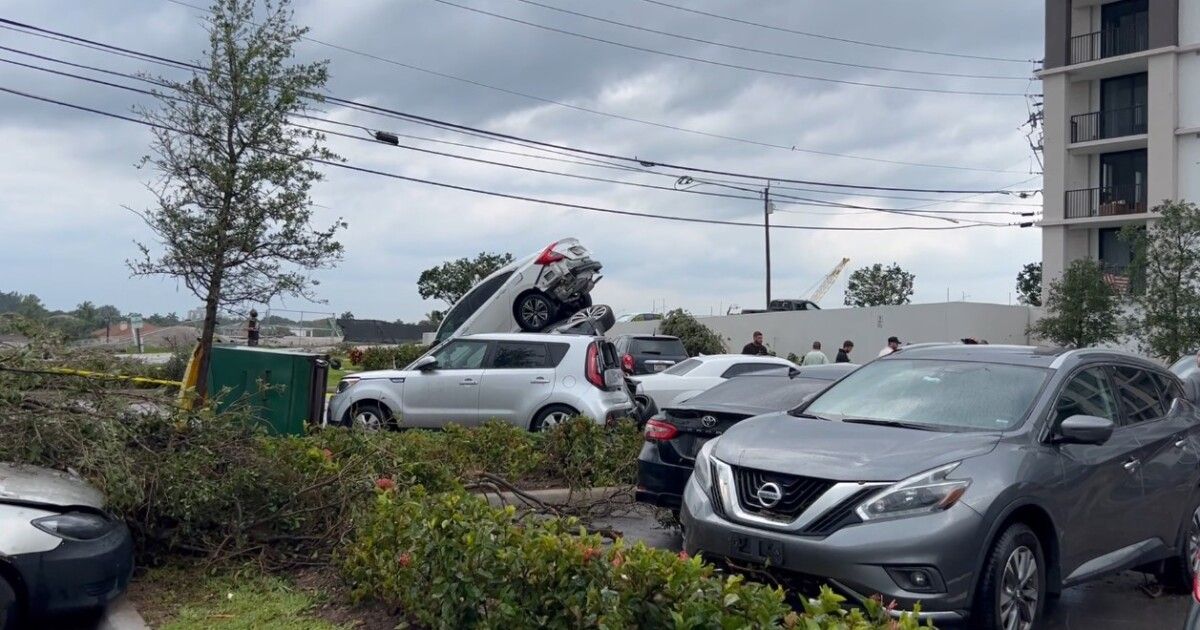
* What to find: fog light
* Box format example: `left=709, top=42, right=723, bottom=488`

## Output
left=909, top=570, right=929, bottom=588
left=885, top=566, right=945, bottom=593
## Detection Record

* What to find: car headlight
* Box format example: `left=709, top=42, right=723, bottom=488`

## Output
left=692, top=439, right=716, bottom=489
left=335, top=376, right=361, bottom=394
left=32, top=511, right=118, bottom=541
left=855, top=462, right=970, bottom=522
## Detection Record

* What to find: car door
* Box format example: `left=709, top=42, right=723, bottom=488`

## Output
left=1117, top=366, right=1199, bottom=545
left=1051, top=366, right=1148, bottom=573
left=477, top=340, right=556, bottom=427
left=400, top=339, right=489, bottom=427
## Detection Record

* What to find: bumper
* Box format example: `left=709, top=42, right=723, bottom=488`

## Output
left=9, top=521, right=134, bottom=617
left=635, top=442, right=692, bottom=509
left=680, top=477, right=978, bottom=621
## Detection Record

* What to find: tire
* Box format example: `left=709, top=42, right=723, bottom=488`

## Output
left=1161, top=498, right=1200, bottom=592
left=515, top=292, right=557, bottom=332
left=0, top=575, right=17, bottom=630
left=345, top=401, right=394, bottom=431
left=975, top=523, right=1045, bottom=630
left=530, top=404, right=578, bottom=432
left=635, top=394, right=658, bottom=427
left=559, top=292, right=593, bottom=319
left=565, top=304, right=615, bottom=334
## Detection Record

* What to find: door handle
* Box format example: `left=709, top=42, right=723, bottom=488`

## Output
left=1176, top=438, right=1188, bottom=449
left=1123, top=458, right=1141, bottom=472
left=459, top=378, right=477, bottom=386
left=531, top=377, right=550, bottom=384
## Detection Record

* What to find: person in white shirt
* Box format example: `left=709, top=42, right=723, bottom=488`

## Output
left=878, top=336, right=901, bottom=357
left=801, top=341, right=829, bottom=366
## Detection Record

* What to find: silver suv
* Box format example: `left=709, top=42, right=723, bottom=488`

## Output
left=328, top=333, right=633, bottom=430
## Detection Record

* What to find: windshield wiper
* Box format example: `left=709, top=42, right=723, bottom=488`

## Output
left=790, top=410, right=832, bottom=421
left=840, top=418, right=940, bottom=431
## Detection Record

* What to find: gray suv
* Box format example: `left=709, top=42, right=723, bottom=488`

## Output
left=329, top=333, right=633, bottom=430
left=682, top=344, right=1200, bottom=629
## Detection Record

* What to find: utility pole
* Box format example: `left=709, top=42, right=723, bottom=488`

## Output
left=763, top=184, right=772, bottom=307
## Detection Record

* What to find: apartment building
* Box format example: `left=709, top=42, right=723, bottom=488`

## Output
left=1040, top=0, right=1200, bottom=291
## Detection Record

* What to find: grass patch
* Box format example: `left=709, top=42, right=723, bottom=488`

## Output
left=130, top=565, right=344, bottom=630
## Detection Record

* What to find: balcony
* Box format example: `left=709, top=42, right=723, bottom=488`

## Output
left=1070, top=106, right=1146, bottom=143
left=1069, top=20, right=1149, bottom=65
left=1064, top=185, right=1147, bottom=219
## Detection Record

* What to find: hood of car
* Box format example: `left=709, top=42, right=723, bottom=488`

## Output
left=712, top=413, right=1001, bottom=482
left=0, top=463, right=105, bottom=509
left=352, top=369, right=413, bottom=380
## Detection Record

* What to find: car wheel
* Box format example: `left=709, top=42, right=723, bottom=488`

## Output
left=0, top=575, right=17, bottom=630
left=346, top=401, right=393, bottom=431
left=635, top=394, right=658, bottom=427
left=531, top=405, right=578, bottom=432
left=1161, top=498, right=1200, bottom=592
left=571, top=304, right=615, bottom=333
left=976, top=523, right=1044, bottom=630
left=515, top=292, right=556, bottom=331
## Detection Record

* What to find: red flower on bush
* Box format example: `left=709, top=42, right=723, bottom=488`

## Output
left=375, top=477, right=396, bottom=492
left=397, top=552, right=412, bottom=568
left=610, top=553, right=624, bottom=568
left=581, top=547, right=601, bottom=563
left=321, top=448, right=333, bottom=462
left=677, top=551, right=689, bottom=561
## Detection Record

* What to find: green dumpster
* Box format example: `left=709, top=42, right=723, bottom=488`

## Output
left=206, top=346, right=330, bottom=435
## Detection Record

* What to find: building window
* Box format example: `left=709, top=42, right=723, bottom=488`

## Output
left=1098, top=149, right=1146, bottom=215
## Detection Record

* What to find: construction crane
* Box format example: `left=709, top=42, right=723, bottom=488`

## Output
left=807, top=257, right=851, bottom=304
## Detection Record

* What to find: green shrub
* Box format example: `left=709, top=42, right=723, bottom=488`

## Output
left=659, top=309, right=727, bottom=356
left=341, top=487, right=926, bottom=629
left=358, top=344, right=427, bottom=371
left=538, top=417, right=641, bottom=489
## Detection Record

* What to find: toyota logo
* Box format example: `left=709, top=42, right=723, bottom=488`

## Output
left=701, top=415, right=717, bottom=429
left=756, top=482, right=783, bottom=508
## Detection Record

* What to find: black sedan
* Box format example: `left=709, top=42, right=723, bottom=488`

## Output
left=635, top=363, right=857, bottom=511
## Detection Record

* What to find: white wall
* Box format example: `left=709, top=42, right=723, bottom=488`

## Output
left=1182, top=0, right=1200, bottom=46
left=608, top=303, right=1036, bottom=361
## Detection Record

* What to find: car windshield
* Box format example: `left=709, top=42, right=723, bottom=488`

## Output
left=435, top=270, right=515, bottom=343
left=631, top=338, right=685, bottom=355
left=663, top=358, right=702, bottom=375
left=802, top=359, right=1049, bottom=432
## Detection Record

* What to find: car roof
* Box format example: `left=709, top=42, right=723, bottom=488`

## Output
left=880, top=343, right=1163, bottom=371
left=625, top=334, right=680, bottom=341
left=459, top=332, right=595, bottom=343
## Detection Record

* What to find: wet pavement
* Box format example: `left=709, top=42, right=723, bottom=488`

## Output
left=600, top=506, right=1191, bottom=629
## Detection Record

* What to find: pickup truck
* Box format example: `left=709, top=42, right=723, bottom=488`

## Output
left=738, top=299, right=821, bottom=314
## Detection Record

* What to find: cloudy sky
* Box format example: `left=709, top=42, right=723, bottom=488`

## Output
left=0, top=0, right=1044, bottom=322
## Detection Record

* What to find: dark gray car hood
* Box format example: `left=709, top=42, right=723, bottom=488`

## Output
left=712, top=413, right=1001, bottom=482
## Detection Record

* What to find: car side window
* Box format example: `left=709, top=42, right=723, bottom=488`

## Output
left=1112, top=366, right=1168, bottom=424
left=1053, top=367, right=1121, bottom=428
left=721, top=362, right=782, bottom=378
left=491, top=342, right=550, bottom=369
left=1151, top=372, right=1185, bottom=409
left=432, top=340, right=489, bottom=370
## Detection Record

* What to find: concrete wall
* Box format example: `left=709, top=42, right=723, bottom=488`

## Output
left=607, top=303, right=1037, bottom=361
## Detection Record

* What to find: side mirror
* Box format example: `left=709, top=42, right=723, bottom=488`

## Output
left=412, top=355, right=438, bottom=371
left=1055, top=414, right=1114, bottom=445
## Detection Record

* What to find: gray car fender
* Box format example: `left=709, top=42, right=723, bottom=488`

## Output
left=966, top=494, right=1064, bottom=597
left=0, top=504, right=62, bottom=555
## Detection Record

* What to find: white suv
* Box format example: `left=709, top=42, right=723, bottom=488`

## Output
left=328, top=333, right=634, bottom=430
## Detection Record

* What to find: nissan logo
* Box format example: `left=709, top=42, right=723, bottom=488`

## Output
left=701, top=415, right=717, bottom=429
left=756, top=482, right=783, bottom=508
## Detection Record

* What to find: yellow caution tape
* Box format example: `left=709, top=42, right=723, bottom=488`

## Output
left=0, top=365, right=184, bottom=387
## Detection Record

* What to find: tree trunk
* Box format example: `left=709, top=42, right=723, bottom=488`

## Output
left=193, top=276, right=223, bottom=405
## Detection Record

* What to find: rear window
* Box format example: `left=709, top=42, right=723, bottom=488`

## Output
left=631, top=338, right=685, bottom=356
left=491, top=342, right=550, bottom=369
left=721, top=362, right=786, bottom=378
left=664, top=358, right=702, bottom=375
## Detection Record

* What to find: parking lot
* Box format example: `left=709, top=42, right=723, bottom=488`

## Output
left=602, top=506, right=1192, bottom=629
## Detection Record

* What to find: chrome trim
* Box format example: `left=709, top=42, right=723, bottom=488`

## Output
left=711, top=458, right=888, bottom=532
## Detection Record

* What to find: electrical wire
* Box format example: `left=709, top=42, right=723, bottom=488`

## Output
left=638, top=0, right=1039, bottom=64
left=0, top=15, right=1040, bottom=191
left=505, top=0, right=1032, bottom=81
left=0, top=84, right=1031, bottom=231
left=428, top=0, right=1031, bottom=97
left=146, top=2, right=1034, bottom=174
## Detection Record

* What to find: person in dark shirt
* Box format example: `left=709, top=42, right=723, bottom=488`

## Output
left=835, top=340, right=854, bottom=363
left=741, top=331, right=769, bottom=356
left=247, top=309, right=260, bottom=347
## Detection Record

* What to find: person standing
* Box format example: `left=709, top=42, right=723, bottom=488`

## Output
left=246, top=309, right=260, bottom=347
left=878, top=336, right=900, bottom=357
left=741, top=331, right=769, bottom=356
left=801, top=341, right=829, bottom=366
left=835, top=340, right=854, bottom=363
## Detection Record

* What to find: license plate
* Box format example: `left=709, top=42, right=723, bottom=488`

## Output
left=652, top=363, right=667, bottom=372
left=570, top=246, right=586, bottom=255
left=730, top=534, right=784, bottom=566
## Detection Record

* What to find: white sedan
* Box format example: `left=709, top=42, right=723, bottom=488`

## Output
left=633, top=354, right=798, bottom=408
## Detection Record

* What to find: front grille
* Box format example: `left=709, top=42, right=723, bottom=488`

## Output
left=708, top=461, right=727, bottom=518
left=732, top=466, right=834, bottom=520
left=803, top=486, right=881, bottom=536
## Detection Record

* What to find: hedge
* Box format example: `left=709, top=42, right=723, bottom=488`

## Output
left=342, top=487, right=929, bottom=629
left=358, top=344, right=428, bottom=371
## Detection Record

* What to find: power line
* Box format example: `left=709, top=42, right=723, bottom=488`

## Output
left=0, top=51, right=1025, bottom=224
left=0, top=83, right=1030, bottom=232
left=0, top=16, right=1039, bottom=192
left=639, top=0, right=1039, bottom=64
left=506, top=0, right=1032, bottom=81
left=150, top=1, right=1032, bottom=173
left=429, top=0, right=1031, bottom=98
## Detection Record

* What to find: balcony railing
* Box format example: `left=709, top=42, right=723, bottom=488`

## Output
left=1065, top=185, right=1147, bottom=219
left=1069, top=20, right=1149, bottom=64
left=1070, top=105, right=1147, bottom=143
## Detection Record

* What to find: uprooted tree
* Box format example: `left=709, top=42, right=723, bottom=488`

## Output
left=129, top=0, right=345, bottom=401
